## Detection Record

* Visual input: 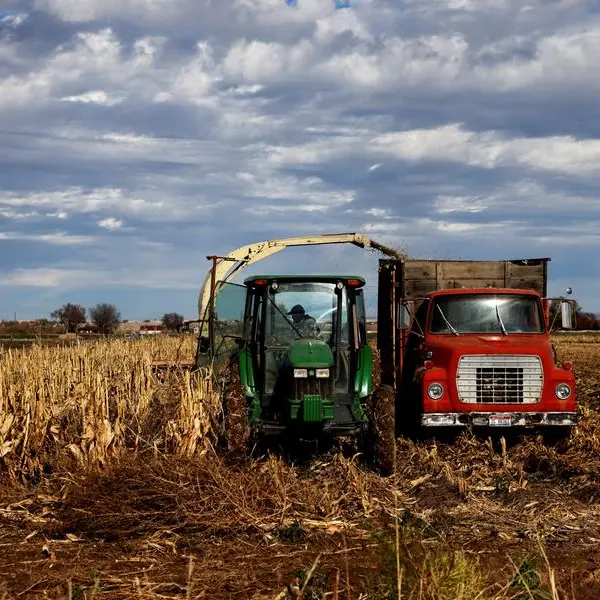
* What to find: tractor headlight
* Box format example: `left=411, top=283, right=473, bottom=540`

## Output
left=427, top=383, right=444, bottom=400
left=294, top=368, right=308, bottom=378
left=315, top=368, right=330, bottom=378
left=555, top=383, right=572, bottom=400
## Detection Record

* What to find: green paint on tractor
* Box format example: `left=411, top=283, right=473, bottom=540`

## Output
left=288, top=339, right=334, bottom=368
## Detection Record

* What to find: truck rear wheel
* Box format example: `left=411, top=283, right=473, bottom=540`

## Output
left=365, top=384, right=396, bottom=475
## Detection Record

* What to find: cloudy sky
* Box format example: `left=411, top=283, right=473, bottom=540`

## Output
left=0, top=0, right=599, bottom=320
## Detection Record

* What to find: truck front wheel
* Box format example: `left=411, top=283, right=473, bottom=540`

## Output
left=542, top=426, right=572, bottom=447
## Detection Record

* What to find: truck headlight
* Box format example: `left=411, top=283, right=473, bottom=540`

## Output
left=427, top=383, right=444, bottom=400
left=315, top=368, right=329, bottom=378
left=555, top=383, right=572, bottom=400
left=294, top=368, right=308, bottom=378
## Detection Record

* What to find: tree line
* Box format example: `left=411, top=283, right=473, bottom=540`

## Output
left=51, top=303, right=121, bottom=334
left=2, top=299, right=597, bottom=337
left=49, top=304, right=186, bottom=334
left=50, top=301, right=598, bottom=334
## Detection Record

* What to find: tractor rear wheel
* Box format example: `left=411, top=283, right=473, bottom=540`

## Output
left=219, top=356, right=251, bottom=455
left=365, top=384, right=396, bottom=475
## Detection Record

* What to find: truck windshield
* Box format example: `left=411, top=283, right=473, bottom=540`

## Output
left=430, top=294, right=544, bottom=334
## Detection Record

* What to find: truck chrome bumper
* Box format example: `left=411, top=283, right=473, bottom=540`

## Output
left=421, top=412, right=579, bottom=427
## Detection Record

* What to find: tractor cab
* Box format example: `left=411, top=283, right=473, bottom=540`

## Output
left=210, top=275, right=373, bottom=439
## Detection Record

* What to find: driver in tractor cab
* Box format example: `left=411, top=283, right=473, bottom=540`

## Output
left=287, top=304, right=318, bottom=337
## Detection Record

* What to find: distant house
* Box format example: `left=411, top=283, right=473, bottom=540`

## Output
left=77, top=323, right=100, bottom=334
left=139, top=323, right=163, bottom=335
left=181, top=320, right=201, bottom=334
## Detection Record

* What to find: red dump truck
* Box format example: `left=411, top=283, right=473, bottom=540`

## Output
left=377, top=258, right=578, bottom=435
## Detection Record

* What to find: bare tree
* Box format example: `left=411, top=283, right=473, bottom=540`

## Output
left=89, top=303, right=121, bottom=334
left=161, top=312, right=184, bottom=332
left=50, top=303, right=86, bottom=333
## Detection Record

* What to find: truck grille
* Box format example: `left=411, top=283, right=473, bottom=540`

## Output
left=456, top=355, right=543, bottom=404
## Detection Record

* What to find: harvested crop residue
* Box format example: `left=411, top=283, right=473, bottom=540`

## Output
left=0, top=338, right=598, bottom=599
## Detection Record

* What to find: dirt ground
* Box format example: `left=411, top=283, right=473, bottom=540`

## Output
left=1, top=340, right=599, bottom=599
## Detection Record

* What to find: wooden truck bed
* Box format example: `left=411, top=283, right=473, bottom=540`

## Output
left=396, top=258, right=549, bottom=300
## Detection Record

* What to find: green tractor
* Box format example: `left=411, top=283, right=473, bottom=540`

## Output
left=200, top=274, right=394, bottom=466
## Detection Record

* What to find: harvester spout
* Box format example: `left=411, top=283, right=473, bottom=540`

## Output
left=197, top=232, right=404, bottom=321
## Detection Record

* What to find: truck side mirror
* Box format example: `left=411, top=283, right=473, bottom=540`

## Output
left=397, top=302, right=412, bottom=330
left=560, top=300, right=575, bottom=330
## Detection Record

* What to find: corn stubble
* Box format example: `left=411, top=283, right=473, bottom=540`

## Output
left=0, top=335, right=598, bottom=599
left=0, top=337, right=220, bottom=478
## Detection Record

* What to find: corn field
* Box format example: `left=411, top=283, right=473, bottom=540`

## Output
left=0, top=336, right=599, bottom=598
left=0, top=337, right=220, bottom=479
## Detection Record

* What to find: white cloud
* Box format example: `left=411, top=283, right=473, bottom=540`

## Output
left=258, top=123, right=600, bottom=176
left=476, top=27, right=600, bottom=91
left=0, top=209, right=41, bottom=219
left=165, top=41, right=217, bottom=104
left=246, top=203, right=330, bottom=215
left=60, top=90, right=125, bottom=105
left=33, top=0, right=180, bottom=23
left=371, top=124, right=600, bottom=175
left=0, top=268, right=75, bottom=287
left=0, top=265, right=201, bottom=289
left=0, top=187, right=166, bottom=216
left=317, top=34, right=469, bottom=89
left=0, top=12, right=28, bottom=27
left=435, top=195, right=489, bottom=214
left=233, top=0, right=334, bottom=24
left=98, top=217, right=123, bottom=230
left=0, top=28, right=164, bottom=109
left=226, top=84, right=264, bottom=96
left=435, top=181, right=600, bottom=215
left=100, top=132, right=156, bottom=145
left=222, top=39, right=314, bottom=82
left=0, top=231, right=93, bottom=245
left=436, top=221, right=480, bottom=232
left=314, top=10, right=372, bottom=42
left=47, top=211, right=69, bottom=219
left=365, top=207, right=391, bottom=218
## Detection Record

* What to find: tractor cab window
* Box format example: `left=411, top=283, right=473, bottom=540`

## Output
left=212, top=281, right=247, bottom=359
left=263, top=281, right=350, bottom=395
left=355, top=289, right=367, bottom=345
left=265, top=282, right=346, bottom=346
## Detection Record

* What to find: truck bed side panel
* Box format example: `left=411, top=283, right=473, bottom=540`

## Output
left=399, top=258, right=549, bottom=299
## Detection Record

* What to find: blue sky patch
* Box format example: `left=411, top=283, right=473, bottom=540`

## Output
left=0, top=0, right=598, bottom=320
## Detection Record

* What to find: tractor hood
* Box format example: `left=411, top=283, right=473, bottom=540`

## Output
left=288, top=338, right=334, bottom=368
